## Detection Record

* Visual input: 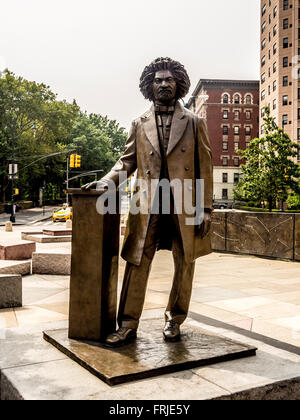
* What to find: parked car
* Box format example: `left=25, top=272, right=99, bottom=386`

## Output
left=213, top=202, right=233, bottom=210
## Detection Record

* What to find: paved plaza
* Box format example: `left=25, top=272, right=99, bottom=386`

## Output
left=0, top=223, right=300, bottom=399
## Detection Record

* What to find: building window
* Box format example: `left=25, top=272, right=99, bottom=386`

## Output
left=222, top=142, right=228, bottom=151
left=273, top=99, right=276, bottom=110
left=273, top=43, right=277, bottom=54
left=234, top=173, right=240, bottom=184
left=234, top=110, right=240, bottom=120
left=223, top=110, right=228, bottom=119
left=222, top=93, right=229, bottom=104
left=283, top=95, right=288, bottom=106
left=222, top=173, right=228, bottom=183
left=234, top=126, right=240, bottom=135
left=262, top=4, right=266, bottom=16
left=234, top=94, right=240, bottom=104
left=273, top=80, right=277, bottom=91
left=262, top=22, right=266, bottom=33
left=298, top=88, right=300, bottom=100
left=283, top=38, right=289, bottom=48
left=261, top=108, right=265, bottom=118
left=298, top=148, right=300, bottom=161
left=261, top=72, right=266, bottom=83
left=233, top=158, right=239, bottom=167
left=222, top=189, right=228, bottom=200
left=297, top=128, right=300, bottom=140
left=245, top=94, right=252, bottom=104
left=234, top=142, right=239, bottom=151
left=222, top=157, right=228, bottom=166
left=261, top=90, right=266, bottom=101
left=245, top=126, right=251, bottom=135
left=245, top=111, right=251, bottom=120
left=298, top=108, right=300, bottom=120
left=283, top=0, right=289, bottom=11
left=273, top=61, right=277, bottom=73
left=283, top=56, right=289, bottom=67
left=283, top=76, right=288, bottom=86
left=273, top=24, right=277, bottom=36
left=298, top=28, right=300, bottom=40
left=222, top=125, right=228, bottom=135
left=282, top=114, right=288, bottom=125
left=262, top=39, right=266, bottom=50
left=261, top=55, right=266, bottom=67
left=273, top=5, right=277, bottom=17
left=268, top=85, right=271, bottom=95
left=283, top=18, right=289, bottom=29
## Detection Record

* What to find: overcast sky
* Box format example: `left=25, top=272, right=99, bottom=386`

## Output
left=0, top=0, right=260, bottom=130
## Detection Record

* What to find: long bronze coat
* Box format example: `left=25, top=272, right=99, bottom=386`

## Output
left=102, top=102, right=213, bottom=266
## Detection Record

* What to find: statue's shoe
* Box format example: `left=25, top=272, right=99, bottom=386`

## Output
left=163, top=320, right=181, bottom=342
left=105, top=327, right=137, bottom=348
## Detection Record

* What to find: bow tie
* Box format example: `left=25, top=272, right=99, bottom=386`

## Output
left=154, top=105, right=175, bottom=115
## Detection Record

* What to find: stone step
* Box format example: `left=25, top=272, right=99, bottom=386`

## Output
left=43, top=228, right=72, bottom=237
left=0, top=240, right=36, bottom=261
left=22, top=232, right=71, bottom=243
left=0, top=260, right=31, bottom=276
left=32, top=249, right=71, bottom=275
left=0, top=274, right=22, bottom=309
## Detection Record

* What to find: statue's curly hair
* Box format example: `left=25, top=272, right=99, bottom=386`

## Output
left=139, top=57, right=190, bottom=102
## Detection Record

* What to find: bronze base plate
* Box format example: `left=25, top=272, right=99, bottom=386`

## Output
left=44, top=320, right=256, bottom=386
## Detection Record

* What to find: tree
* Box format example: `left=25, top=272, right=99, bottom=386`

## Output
left=235, top=107, right=300, bottom=211
left=0, top=70, right=79, bottom=202
left=66, top=113, right=127, bottom=187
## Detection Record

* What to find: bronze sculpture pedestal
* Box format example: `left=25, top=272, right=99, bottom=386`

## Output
left=67, top=188, right=120, bottom=342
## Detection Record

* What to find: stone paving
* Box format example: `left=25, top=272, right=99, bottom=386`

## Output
left=0, top=241, right=299, bottom=347
left=0, top=222, right=300, bottom=399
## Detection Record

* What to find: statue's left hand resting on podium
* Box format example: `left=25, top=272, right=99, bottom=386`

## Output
left=81, top=180, right=108, bottom=192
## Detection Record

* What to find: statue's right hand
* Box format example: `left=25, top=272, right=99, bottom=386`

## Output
left=81, top=180, right=108, bottom=192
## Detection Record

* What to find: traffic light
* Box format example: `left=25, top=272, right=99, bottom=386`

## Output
left=13, top=188, right=19, bottom=196
left=69, top=154, right=75, bottom=168
left=75, top=154, right=81, bottom=168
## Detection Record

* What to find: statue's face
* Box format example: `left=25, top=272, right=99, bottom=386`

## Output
left=153, top=70, right=177, bottom=104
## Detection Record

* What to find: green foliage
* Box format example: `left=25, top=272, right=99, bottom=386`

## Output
left=0, top=70, right=127, bottom=203
left=234, top=107, right=300, bottom=211
left=287, top=192, right=300, bottom=210
left=66, top=113, right=127, bottom=186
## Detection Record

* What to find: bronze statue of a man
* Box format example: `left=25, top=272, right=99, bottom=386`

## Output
left=83, top=57, right=213, bottom=347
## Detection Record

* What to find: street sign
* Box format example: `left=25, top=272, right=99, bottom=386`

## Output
left=8, top=164, right=18, bottom=179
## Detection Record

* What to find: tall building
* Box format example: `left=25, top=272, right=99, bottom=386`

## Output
left=260, top=0, right=300, bottom=162
left=186, top=79, right=259, bottom=203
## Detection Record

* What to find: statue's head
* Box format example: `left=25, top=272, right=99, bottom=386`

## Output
left=139, top=57, right=190, bottom=104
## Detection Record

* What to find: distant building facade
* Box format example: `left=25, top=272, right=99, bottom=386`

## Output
left=260, top=0, right=300, bottom=162
left=186, top=79, right=259, bottom=202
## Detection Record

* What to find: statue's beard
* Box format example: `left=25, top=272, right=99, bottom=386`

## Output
left=157, top=90, right=175, bottom=103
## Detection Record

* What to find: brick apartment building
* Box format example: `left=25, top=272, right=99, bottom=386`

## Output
left=260, top=0, right=300, bottom=162
left=186, top=79, right=259, bottom=203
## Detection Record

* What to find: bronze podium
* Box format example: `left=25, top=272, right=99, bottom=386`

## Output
left=67, top=188, right=120, bottom=342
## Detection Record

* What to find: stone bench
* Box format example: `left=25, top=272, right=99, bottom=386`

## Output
left=0, top=260, right=31, bottom=276
left=43, top=228, right=72, bottom=237
left=32, top=248, right=71, bottom=275
left=22, top=232, right=71, bottom=243
left=0, top=240, right=36, bottom=261
left=0, top=274, right=22, bottom=308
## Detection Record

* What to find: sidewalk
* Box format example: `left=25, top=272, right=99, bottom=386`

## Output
left=0, top=206, right=58, bottom=226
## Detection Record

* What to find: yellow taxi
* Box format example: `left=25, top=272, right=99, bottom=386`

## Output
left=52, top=205, right=72, bottom=222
